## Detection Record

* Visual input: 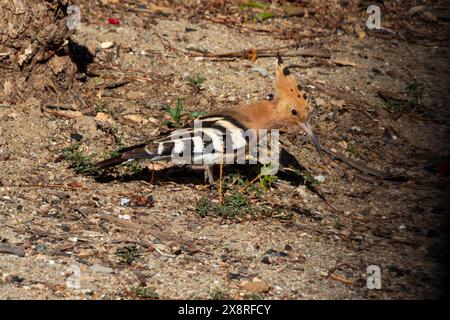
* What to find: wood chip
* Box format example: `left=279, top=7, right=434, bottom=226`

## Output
left=44, top=109, right=83, bottom=119
left=332, top=58, right=361, bottom=68
left=240, top=277, right=270, bottom=293
left=377, top=89, right=409, bottom=102
left=0, top=243, right=26, bottom=257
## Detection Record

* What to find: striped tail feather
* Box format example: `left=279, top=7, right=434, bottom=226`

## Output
left=95, top=155, right=128, bottom=169
left=96, top=143, right=160, bottom=169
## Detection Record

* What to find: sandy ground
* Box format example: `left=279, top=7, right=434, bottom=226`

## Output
left=0, top=1, right=449, bottom=299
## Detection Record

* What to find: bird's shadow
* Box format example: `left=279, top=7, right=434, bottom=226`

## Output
left=94, top=149, right=307, bottom=186
left=67, top=39, right=95, bottom=76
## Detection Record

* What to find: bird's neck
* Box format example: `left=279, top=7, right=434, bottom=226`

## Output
left=228, top=99, right=279, bottom=130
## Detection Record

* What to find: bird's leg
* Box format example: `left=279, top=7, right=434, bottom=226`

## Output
left=203, top=165, right=214, bottom=184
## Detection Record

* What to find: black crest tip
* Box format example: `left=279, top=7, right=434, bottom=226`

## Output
left=277, top=52, right=284, bottom=65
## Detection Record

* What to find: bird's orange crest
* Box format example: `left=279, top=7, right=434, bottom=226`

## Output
left=274, top=55, right=310, bottom=125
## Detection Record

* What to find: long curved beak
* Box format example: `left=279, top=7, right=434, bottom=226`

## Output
left=299, top=122, right=323, bottom=161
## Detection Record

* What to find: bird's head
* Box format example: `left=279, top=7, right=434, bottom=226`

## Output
left=274, top=55, right=322, bottom=159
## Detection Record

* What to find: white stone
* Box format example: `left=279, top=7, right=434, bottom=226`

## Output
left=100, top=41, right=115, bottom=49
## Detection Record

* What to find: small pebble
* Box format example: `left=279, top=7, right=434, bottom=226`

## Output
left=261, top=256, right=271, bottom=264
left=36, top=244, right=47, bottom=252
left=250, top=66, right=269, bottom=77
left=11, top=275, right=24, bottom=285
left=266, top=249, right=289, bottom=257
left=314, top=175, right=325, bottom=183
left=118, top=214, right=131, bottom=220
left=120, top=197, right=131, bottom=207
left=0, top=151, right=10, bottom=161
left=82, top=289, right=94, bottom=295
left=100, top=41, right=115, bottom=49
left=228, top=272, right=244, bottom=280
left=90, top=264, right=114, bottom=274
left=70, top=133, right=83, bottom=141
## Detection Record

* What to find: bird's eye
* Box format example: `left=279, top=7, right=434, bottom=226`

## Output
left=291, top=109, right=298, bottom=116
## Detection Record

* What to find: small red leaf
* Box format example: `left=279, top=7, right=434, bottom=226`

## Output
left=108, top=18, right=120, bottom=25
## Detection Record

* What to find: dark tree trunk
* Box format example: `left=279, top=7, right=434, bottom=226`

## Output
left=0, top=0, right=77, bottom=103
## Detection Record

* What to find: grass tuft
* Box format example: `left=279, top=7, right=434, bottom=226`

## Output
left=259, top=174, right=277, bottom=191
left=164, top=97, right=207, bottom=128
left=196, top=191, right=256, bottom=219
left=209, top=288, right=227, bottom=300
left=116, top=246, right=141, bottom=265
left=130, top=287, right=159, bottom=299
left=187, top=75, right=206, bottom=91
left=247, top=293, right=262, bottom=300
left=164, top=97, right=184, bottom=127
left=61, top=144, right=101, bottom=176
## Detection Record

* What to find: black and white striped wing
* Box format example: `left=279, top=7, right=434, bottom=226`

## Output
left=96, top=115, right=254, bottom=169
left=152, top=115, right=253, bottom=165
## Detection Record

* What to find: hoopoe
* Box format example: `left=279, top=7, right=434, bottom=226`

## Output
left=96, top=55, right=321, bottom=183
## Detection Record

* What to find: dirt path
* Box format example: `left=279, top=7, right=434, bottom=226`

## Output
left=0, top=1, right=448, bottom=299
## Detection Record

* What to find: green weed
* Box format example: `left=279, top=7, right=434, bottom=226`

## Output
left=253, top=11, right=273, bottom=22
left=187, top=75, right=206, bottom=91
left=116, top=246, right=141, bottom=265
left=195, top=197, right=211, bottom=218
left=209, top=288, right=227, bottom=300
left=247, top=293, right=262, bottom=300
left=259, top=164, right=278, bottom=191
left=94, top=103, right=105, bottom=113
left=130, top=287, right=159, bottom=299
left=346, top=146, right=358, bottom=156
left=196, top=192, right=255, bottom=219
left=164, top=97, right=206, bottom=128
left=165, top=97, right=184, bottom=127
left=61, top=144, right=101, bottom=176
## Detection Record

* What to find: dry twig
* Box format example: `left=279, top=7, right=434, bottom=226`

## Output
left=99, top=214, right=200, bottom=254
left=186, top=46, right=331, bottom=60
